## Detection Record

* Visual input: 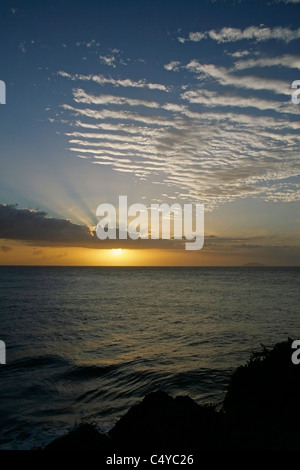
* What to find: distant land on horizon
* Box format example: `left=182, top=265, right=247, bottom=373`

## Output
left=3, top=263, right=300, bottom=268
left=242, top=262, right=265, bottom=267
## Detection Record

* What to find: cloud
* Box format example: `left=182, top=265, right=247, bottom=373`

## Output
left=181, top=26, right=300, bottom=43
left=164, top=61, right=181, bottom=71
left=58, top=59, right=299, bottom=208
left=189, top=32, right=206, bottom=42
left=227, top=50, right=251, bottom=58
left=69, top=140, right=156, bottom=154
left=0, top=204, right=95, bottom=245
left=72, top=89, right=161, bottom=109
left=234, top=54, right=300, bottom=71
left=62, top=94, right=300, bottom=206
left=0, top=245, right=12, bottom=252
left=0, top=204, right=184, bottom=250
left=32, top=249, right=43, bottom=256
left=74, top=120, right=165, bottom=137
left=99, top=55, right=116, bottom=68
left=62, top=104, right=174, bottom=126
left=185, top=60, right=290, bottom=95
left=19, top=42, right=26, bottom=53
left=67, top=131, right=151, bottom=144
left=76, top=40, right=101, bottom=48
left=58, top=71, right=168, bottom=92
left=181, top=89, right=297, bottom=114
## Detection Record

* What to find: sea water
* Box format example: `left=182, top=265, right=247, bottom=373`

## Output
left=0, top=266, right=299, bottom=449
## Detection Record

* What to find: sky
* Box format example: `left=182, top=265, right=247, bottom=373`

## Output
left=0, top=0, right=299, bottom=266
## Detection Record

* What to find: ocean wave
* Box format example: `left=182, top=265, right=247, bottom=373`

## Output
left=2, top=354, right=68, bottom=371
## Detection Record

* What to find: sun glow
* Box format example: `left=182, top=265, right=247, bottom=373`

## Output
left=111, top=248, right=124, bottom=256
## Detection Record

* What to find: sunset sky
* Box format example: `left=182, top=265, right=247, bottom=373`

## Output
left=0, top=0, right=299, bottom=266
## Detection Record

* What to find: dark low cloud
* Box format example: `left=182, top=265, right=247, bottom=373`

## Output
left=32, top=249, right=43, bottom=256
left=0, top=204, right=94, bottom=244
left=0, top=245, right=13, bottom=252
left=0, top=204, right=184, bottom=250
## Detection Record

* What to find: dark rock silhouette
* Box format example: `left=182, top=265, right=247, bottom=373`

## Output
left=44, top=422, right=109, bottom=451
left=221, top=337, right=300, bottom=449
left=109, top=391, right=224, bottom=451
left=223, top=338, right=300, bottom=420
left=44, top=339, right=300, bottom=451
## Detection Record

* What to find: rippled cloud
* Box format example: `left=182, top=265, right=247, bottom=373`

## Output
left=56, top=27, right=300, bottom=209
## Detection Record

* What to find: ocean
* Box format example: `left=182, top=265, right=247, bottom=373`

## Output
left=0, top=266, right=299, bottom=449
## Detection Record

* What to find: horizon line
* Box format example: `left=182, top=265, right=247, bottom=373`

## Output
left=0, top=264, right=299, bottom=268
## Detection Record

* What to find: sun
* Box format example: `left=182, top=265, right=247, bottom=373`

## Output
left=111, top=248, right=124, bottom=256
